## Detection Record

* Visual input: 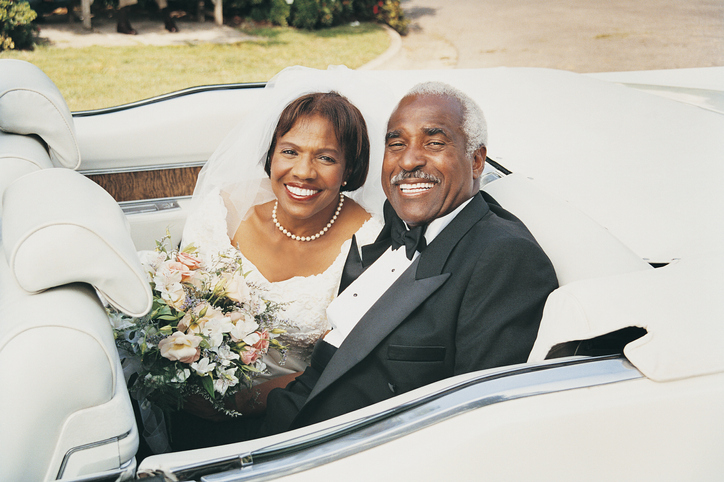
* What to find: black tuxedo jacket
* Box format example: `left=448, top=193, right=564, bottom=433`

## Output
left=261, top=192, right=558, bottom=435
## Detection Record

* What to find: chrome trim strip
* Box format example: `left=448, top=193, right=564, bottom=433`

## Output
left=120, top=196, right=191, bottom=215
left=170, top=356, right=640, bottom=481
left=72, top=83, right=267, bottom=117
left=56, top=430, right=132, bottom=479
left=80, top=161, right=206, bottom=176
left=61, top=458, right=135, bottom=482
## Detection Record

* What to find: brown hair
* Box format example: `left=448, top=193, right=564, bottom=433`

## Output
left=264, top=92, right=370, bottom=192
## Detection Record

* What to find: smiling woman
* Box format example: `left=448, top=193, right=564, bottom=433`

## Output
left=167, top=70, right=387, bottom=449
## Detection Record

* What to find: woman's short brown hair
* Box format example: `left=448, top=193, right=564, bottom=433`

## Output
left=264, top=92, right=370, bottom=192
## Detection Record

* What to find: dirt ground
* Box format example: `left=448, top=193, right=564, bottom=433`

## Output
left=375, top=0, right=724, bottom=72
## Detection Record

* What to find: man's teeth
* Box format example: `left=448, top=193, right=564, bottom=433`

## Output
left=287, top=185, right=319, bottom=197
left=399, top=183, right=435, bottom=193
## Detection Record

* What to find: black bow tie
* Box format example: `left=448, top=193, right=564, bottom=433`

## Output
left=391, top=218, right=427, bottom=260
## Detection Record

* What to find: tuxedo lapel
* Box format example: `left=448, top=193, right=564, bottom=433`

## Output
left=309, top=193, right=489, bottom=404
left=338, top=201, right=396, bottom=295
left=338, top=235, right=364, bottom=295
left=415, top=192, right=489, bottom=279
left=306, top=257, right=450, bottom=402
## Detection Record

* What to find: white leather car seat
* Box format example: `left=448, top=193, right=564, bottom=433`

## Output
left=0, top=59, right=80, bottom=211
left=0, top=59, right=150, bottom=481
left=483, top=173, right=652, bottom=287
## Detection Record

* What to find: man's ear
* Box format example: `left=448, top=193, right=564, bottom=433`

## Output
left=472, top=146, right=487, bottom=179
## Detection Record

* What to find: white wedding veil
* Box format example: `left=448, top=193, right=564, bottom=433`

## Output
left=189, top=65, right=395, bottom=240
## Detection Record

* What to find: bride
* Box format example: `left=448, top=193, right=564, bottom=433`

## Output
left=171, top=67, right=391, bottom=449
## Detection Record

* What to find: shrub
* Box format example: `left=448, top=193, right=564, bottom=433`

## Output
left=0, top=0, right=37, bottom=51
left=290, top=0, right=319, bottom=30
left=268, top=0, right=290, bottom=26
left=373, top=0, right=407, bottom=35
left=172, top=0, right=408, bottom=33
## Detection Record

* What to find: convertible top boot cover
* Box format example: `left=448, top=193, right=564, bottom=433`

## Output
left=0, top=59, right=80, bottom=169
left=2, top=168, right=152, bottom=317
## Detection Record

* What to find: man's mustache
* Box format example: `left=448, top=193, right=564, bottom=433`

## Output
left=390, top=170, right=442, bottom=185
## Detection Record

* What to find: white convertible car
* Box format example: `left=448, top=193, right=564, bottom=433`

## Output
left=1, top=59, right=723, bottom=482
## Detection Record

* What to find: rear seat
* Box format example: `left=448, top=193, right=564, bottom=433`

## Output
left=483, top=173, right=654, bottom=360
left=0, top=59, right=150, bottom=481
left=483, top=173, right=652, bottom=286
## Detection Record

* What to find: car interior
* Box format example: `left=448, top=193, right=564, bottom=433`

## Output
left=4, top=59, right=721, bottom=481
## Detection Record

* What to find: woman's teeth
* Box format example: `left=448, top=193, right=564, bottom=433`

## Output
left=399, top=182, right=435, bottom=193
left=287, top=185, right=319, bottom=197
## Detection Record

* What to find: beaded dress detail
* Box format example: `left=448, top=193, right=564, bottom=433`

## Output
left=182, top=188, right=382, bottom=383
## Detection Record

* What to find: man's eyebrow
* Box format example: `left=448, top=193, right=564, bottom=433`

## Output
left=423, top=127, right=449, bottom=137
left=385, top=130, right=401, bottom=140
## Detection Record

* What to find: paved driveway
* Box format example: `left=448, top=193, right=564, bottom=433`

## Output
left=377, top=0, right=724, bottom=72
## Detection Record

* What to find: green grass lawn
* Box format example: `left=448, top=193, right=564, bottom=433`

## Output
left=0, top=23, right=389, bottom=111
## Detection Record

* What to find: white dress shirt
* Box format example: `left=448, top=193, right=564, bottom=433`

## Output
left=324, top=197, right=474, bottom=348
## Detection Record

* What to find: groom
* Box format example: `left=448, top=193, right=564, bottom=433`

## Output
left=261, top=81, right=558, bottom=435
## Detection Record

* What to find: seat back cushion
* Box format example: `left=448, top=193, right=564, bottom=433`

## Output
left=0, top=248, right=137, bottom=481
left=0, top=130, right=54, bottom=211
left=2, top=168, right=151, bottom=317
left=0, top=59, right=80, bottom=169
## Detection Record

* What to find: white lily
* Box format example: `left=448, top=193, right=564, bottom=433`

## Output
left=213, top=367, right=239, bottom=396
left=202, top=316, right=234, bottom=348
left=190, top=357, right=216, bottom=376
left=229, top=314, right=259, bottom=343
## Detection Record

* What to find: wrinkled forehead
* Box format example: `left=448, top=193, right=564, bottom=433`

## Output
left=387, top=93, right=465, bottom=134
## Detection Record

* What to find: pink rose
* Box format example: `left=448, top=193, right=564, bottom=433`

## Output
left=170, top=261, right=194, bottom=282
left=253, top=330, right=270, bottom=352
left=177, top=252, right=202, bottom=270
left=240, top=346, right=260, bottom=365
left=158, top=331, right=202, bottom=363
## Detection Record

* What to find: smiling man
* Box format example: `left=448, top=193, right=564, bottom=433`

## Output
left=260, top=82, right=558, bottom=435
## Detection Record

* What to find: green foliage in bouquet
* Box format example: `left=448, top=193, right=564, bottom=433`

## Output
left=0, top=0, right=37, bottom=51
left=109, top=236, right=287, bottom=416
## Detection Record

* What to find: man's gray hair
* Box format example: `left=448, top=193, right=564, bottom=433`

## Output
left=406, top=81, right=487, bottom=158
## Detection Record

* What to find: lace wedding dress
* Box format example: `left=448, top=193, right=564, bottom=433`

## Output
left=182, top=188, right=383, bottom=383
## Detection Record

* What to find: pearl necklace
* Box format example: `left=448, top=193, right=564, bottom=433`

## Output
left=272, top=193, right=344, bottom=242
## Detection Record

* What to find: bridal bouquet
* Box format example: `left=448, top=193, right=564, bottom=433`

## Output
left=108, top=235, right=286, bottom=416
